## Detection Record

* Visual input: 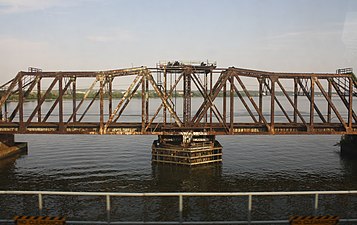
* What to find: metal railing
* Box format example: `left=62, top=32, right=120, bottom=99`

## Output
left=0, top=190, right=357, bottom=224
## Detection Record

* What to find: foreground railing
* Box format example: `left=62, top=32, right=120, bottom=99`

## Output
left=0, top=190, right=357, bottom=224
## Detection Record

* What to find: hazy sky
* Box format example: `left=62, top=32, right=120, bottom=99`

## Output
left=0, top=0, right=356, bottom=83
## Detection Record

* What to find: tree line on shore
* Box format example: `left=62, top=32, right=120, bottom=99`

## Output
left=2, top=89, right=325, bottom=101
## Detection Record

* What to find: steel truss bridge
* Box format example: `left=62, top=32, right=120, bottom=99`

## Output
left=0, top=63, right=356, bottom=136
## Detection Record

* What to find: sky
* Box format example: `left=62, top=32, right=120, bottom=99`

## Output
left=0, top=0, right=357, bottom=84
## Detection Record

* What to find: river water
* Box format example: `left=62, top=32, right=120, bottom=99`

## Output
left=0, top=97, right=357, bottom=222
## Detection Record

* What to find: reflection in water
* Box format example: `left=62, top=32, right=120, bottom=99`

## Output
left=0, top=153, right=25, bottom=170
left=340, top=155, right=357, bottom=178
left=151, top=164, right=223, bottom=192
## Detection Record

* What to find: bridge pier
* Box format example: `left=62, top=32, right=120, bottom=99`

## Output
left=340, top=135, right=357, bottom=157
left=0, top=134, right=27, bottom=160
left=152, top=134, right=222, bottom=166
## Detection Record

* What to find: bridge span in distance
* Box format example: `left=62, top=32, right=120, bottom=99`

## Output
left=0, top=61, right=356, bottom=165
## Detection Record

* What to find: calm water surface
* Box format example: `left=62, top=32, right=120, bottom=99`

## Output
left=1, top=134, right=356, bottom=192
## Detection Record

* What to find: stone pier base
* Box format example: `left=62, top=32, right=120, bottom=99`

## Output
left=152, top=134, right=222, bottom=166
left=0, top=134, right=28, bottom=160
left=340, top=134, right=357, bottom=157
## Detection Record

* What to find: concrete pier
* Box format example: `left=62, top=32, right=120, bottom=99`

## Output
left=0, top=134, right=28, bottom=160
left=340, top=135, right=357, bottom=157
left=152, top=134, right=222, bottom=166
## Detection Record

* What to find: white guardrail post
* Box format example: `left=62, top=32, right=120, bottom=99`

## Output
left=106, top=195, right=111, bottom=224
left=314, top=193, right=319, bottom=215
left=38, top=193, right=43, bottom=216
left=179, top=194, right=183, bottom=224
left=248, top=194, right=252, bottom=224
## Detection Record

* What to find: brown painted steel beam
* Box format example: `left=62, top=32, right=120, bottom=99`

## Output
left=329, top=78, right=357, bottom=123
left=297, top=78, right=326, bottom=123
left=163, top=69, right=167, bottom=125
left=37, top=77, right=42, bottom=122
left=183, top=69, right=191, bottom=126
left=234, top=74, right=270, bottom=131
left=309, top=78, right=315, bottom=131
left=190, top=73, right=229, bottom=133
left=230, top=76, right=234, bottom=134
left=42, top=79, right=72, bottom=122
left=231, top=82, right=258, bottom=123
left=78, top=82, right=104, bottom=122
left=315, top=78, right=348, bottom=130
left=276, top=80, right=307, bottom=127
left=104, top=74, right=143, bottom=131
left=0, top=73, right=22, bottom=108
left=270, top=78, right=276, bottom=133
left=327, top=79, right=332, bottom=123
left=141, top=75, right=146, bottom=133
left=258, top=77, right=263, bottom=123
left=25, top=77, right=59, bottom=127
left=348, top=77, right=353, bottom=129
left=113, top=80, right=142, bottom=123
left=72, top=76, right=77, bottom=122
left=263, top=78, right=292, bottom=123
left=99, top=75, right=104, bottom=134
left=18, top=74, right=24, bottom=132
left=230, top=67, right=347, bottom=79
left=9, top=75, right=40, bottom=121
left=66, top=79, right=98, bottom=124
left=223, top=81, right=227, bottom=123
left=192, top=71, right=229, bottom=125
left=294, top=78, right=298, bottom=123
left=146, top=70, right=183, bottom=127
left=144, top=74, right=183, bottom=132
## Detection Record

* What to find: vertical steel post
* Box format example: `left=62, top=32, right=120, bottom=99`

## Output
left=348, top=77, right=353, bottom=129
left=18, top=74, right=24, bottom=132
left=99, top=75, right=104, bottom=134
left=0, top=101, right=2, bottom=121
left=230, top=76, right=234, bottom=134
left=223, top=81, right=227, bottom=123
left=310, top=78, right=315, bottom=131
left=72, top=76, right=77, bottom=123
left=4, top=100, right=7, bottom=121
left=210, top=71, right=213, bottom=128
left=183, top=70, right=191, bottom=126
left=204, top=73, right=208, bottom=123
left=163, top=69, right=167, bottom=125
left=58, top=75, right=64, bottom=132
left=327, top=79, right=332, bottom=123
left=294, top=78, right=298, bottom=123
left=270, top=78, right=276, bottom=133
left=108, top=76, right=113, bottom=116
left=145, top=78, right=149, bottom=123
left=142, top=75, right=146, bottom=133
left=259, top=78, right=263, bottom=123
left=37, top=77, right=42, bottom=122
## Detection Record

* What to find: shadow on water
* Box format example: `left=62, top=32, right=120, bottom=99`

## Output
left=339, top=154, right=357, bottom=183
left=151, top=163, right=223, bottom=192
left=0, top=152, right=28, bottom=184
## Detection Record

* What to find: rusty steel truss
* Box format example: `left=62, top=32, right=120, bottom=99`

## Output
left=0, top=62, right=356, bottom=135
